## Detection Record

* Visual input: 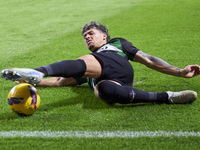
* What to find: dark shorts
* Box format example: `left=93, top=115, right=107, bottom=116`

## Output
left=91, top=51, right=134, bottom=87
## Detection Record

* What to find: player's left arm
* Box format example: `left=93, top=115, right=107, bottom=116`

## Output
left=37, top=77, right=79, bottom=87
left=133, top=50, right=200, bottom=78
left=17, top=77, right=80, bottom=87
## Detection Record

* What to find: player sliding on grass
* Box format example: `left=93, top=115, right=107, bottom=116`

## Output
left=1, top=21, right=200, bottom=104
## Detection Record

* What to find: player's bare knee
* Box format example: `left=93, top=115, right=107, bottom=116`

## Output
left=94, top=80, right=104, bottom=99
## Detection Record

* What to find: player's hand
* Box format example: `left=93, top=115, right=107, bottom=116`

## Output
left=181, top=65, right=200, bottom=78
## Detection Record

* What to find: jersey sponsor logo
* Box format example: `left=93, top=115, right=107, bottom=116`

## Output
left=97, top=44, right=122, bottom=53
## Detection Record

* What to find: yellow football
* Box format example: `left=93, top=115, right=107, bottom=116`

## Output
left=8, top=83, right=40, bottom=116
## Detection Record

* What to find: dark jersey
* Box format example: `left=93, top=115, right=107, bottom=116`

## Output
left=96, top=38, right=139, bottom=61
left=76, top=38, right=139, bottom=90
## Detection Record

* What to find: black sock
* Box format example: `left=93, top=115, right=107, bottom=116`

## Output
left=34, top=59, right=86, bottom=78
left=156, top=92, right=169, bottom=103
left=98, top=81, right=169, bottom=104
left=129, top=91, right=169, bottom=103
left=34, top=67, right=48, bottom=77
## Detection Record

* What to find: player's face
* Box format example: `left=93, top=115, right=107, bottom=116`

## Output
left=83, top=28, right=107, bottom=52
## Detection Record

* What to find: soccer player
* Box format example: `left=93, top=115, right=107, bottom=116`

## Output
left=2, top=21, right=200, bottom=104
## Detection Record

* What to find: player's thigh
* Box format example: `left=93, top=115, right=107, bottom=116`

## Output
left=78, top=54, right=102, bottom=78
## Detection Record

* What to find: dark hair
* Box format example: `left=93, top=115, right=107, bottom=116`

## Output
left=82, top=21, right=110, bottom=41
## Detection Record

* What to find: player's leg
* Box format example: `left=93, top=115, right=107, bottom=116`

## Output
left=1, top=54, right=102, bottom=85
left=34, top=59, right=86, bottom=78
left=34, top=55, right=102, bottom=78
left=94, top=80, right=168, bottom=104
left=94, top=80, right=197, bottom=104
left=35, top=54, right=102, bottom=79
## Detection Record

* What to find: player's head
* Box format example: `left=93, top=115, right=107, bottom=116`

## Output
left=82, top=21, right=110, bottom=52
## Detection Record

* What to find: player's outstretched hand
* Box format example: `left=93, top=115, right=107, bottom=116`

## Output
left=181, top=65, right=200, bottom=78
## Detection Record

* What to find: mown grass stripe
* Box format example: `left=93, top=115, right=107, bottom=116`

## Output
left=0, top=131, right=200, bottom=138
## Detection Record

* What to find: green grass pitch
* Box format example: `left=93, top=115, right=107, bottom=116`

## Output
left=0, top=0, right=200, bottom=149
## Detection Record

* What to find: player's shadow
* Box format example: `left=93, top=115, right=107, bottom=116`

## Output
left=38, top=85, right=113, bottom=112
left=38, top=85, right=154, bottom=112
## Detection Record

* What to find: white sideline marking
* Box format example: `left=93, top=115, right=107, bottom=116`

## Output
left=0, top=131, right=200, bottom=138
